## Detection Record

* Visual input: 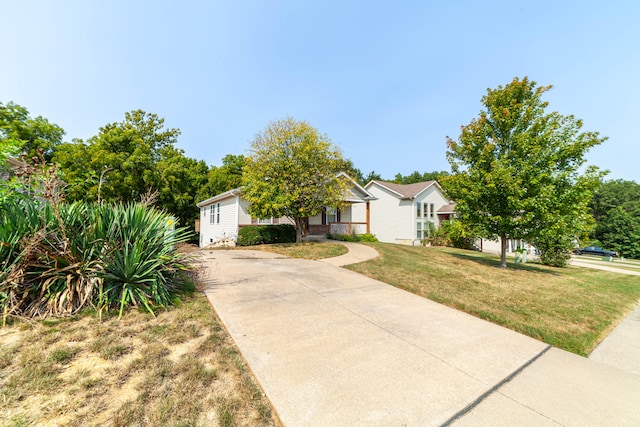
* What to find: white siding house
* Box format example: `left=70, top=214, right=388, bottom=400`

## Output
left=362, top=180, right=451, bottom=245
left=196, top=173, right=375, bottom=247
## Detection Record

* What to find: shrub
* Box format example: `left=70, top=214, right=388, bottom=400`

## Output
left=237, top=224, right=296, bottom=246
left=327, top=233, right=378, bottom=242
left=440, top=219, right=477, bottom=250
left=357, top=233, right=378, bottom=242
left=0, top=200, right=194, bottom=322
left=276, top=224, right=296, bottom=243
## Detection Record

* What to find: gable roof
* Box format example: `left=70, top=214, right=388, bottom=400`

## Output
left=195, top=172, right=375, bottom=208
left=437, top=203, right=456, bottom=214
left=196, top=188, right=241, bottom=207
left=365, top=180, right=441, bottom=200
left=337, top=172, right=376, bottom=202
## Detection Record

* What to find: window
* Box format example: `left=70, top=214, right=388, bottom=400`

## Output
left=430, top=203, right=435, bottom=220
left=416, top=202, right=422, bottom=218
left=416, top=222, right=422, bottom=239
left=258, top=217, right=272, bottom=224
left=209, top=204, right=215, bottom=224
left=216, top=203, right=220, bottom=223
left=327, top=207, right=338, bottom=223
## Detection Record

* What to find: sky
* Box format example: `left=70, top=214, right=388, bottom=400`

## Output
left=2, top=0, right=639, bottom=182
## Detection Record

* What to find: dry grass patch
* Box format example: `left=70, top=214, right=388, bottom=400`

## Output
left=0, top=295, right=276, bottom=427
left=210, top=241, right=348, bottom=260
left=347, top=243, right=640, bottom=356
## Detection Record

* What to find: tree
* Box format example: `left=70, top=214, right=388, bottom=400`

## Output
left=393, top=170, right=450, bottom=184
left=0, top=101, right=65, bottom=161
left=443, top=77, right=606, bottom=268
left=196, top=154, right=246, bottom=202
left=242, top=117, right=348, bottom=242
left=54, top=110, right=180, bottom=202
left=156, top=145, right=209, bottom=227
left=590, top=180, right=640, bottom=258
left=54, top=110, right=207, bottom=229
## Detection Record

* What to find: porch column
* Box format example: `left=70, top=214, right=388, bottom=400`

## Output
left=366, top=201, right=370, bottom=234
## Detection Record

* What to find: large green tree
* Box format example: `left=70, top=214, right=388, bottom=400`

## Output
left=393, top=170, right=450, bottom=185
left=54, top=110, right=207, bottom=227
left=590, top=179, right=640, bottom=258
left=242, top=117, right=348, bottom=242
left=196, top=154, right=246, bottom=202
left=0, top=101, right=65, bottom=161
left=443, top=77, right=605, bottom=268
left=1, top=101, right=66, bottom=204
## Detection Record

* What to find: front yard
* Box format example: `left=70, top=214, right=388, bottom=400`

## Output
left=2, top=241, right=638, bottom=425
left=0, top=295, right=276, bottom=427
left=346, top=243, right=640, bottom=356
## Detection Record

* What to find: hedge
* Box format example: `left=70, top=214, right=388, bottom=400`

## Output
left=237, top=224, right=296, bottom=246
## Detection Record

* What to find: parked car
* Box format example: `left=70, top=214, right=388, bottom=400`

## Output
left=577, top=246, right=619, bottom=257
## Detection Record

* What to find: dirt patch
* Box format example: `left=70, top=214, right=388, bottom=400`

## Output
left=0, top=295, right=276, bottom=426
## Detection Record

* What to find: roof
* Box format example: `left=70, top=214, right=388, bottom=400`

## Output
left=195, top=172, right=376, bottom=208
left=365, top=180, right=440, bottom=200
left=337, top=172, right=376, bottom=202
left=196, top=188, right=241, bottom=207
left=437, top=203, right=456, bottom=214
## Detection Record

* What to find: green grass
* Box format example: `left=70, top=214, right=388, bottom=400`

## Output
left=346, top=243, right=640, bottom=356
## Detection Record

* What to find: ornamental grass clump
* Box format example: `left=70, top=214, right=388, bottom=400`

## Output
left=0, top=200, right=193, bottom=323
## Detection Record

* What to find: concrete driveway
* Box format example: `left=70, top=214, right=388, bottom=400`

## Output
left=201, top=248, right=640, bottom=426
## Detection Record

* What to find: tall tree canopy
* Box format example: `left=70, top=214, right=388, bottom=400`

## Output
left=196, top=154, right=246, bottom=202
left=590, top=179, right=640, bottom=258
left=393, top=170, right=450, bottom=185
left=0, top=101, right=65, bottom=161
left=443, top=77, right=605, bottom=267
left=54, top=110, right=206, bottom=227
left=242, top=117, right=348, bottom=242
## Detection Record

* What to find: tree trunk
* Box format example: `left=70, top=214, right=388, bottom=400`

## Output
left=500, top=235, right=508, bottom=268
left=294, top=217, right=304, bottom=243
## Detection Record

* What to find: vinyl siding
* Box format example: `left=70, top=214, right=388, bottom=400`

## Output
left=367, top=182, right=450, bottom=244
left=199, top=196, right=239, bottom=247
left=367, top=185, right=414, bottom=243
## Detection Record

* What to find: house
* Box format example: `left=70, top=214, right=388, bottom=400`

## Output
left=196, top=173, right=375, bottom=248
left=352, top=180, right=451, bottom=245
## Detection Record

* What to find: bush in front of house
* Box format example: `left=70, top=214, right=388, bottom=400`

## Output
left=327, top=233, right=378, bottom=243
left=237, top=224, right=297, bottom=246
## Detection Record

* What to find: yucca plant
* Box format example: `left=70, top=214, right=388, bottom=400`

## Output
left=96, top=203, right=193, bottom=319
left=1, top=199, right=194, bottom=323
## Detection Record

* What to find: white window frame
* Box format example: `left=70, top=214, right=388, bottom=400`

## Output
left=216, top=203, right=220, bottom=224
left=258, top=217, right=273, bottom=224
left=209, top=204, right=215, bottom=224
left=326, top=207, right=338, bottom=224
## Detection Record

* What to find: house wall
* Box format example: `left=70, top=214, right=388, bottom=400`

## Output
left=238, top=198, right=252, bottom=225
left=367, top=183, right=450, bottom=245
left=199, top=196, right=240, bottom=248
left=366, top=185, right=414, bottom=244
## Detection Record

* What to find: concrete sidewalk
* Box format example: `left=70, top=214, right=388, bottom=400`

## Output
left=589, top=302, right=640, bottom=376
left=202, top=249, right=640, bottom=426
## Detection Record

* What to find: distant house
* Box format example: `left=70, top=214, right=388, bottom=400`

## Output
left=353, top=180, right=451, bottom=245
left=196, top=173, right=375, bottom=248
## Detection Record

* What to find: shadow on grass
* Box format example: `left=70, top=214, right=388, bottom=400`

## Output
left=444, top=249, right=564, bottom=276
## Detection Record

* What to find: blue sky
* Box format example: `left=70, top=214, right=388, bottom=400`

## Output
left=2, top=1, right=639, bottom=181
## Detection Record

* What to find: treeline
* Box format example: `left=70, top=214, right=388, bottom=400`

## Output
left=2, top=101, right=637, bottom=258
left=589, top=180, right=640, bottom=259
left=0, top=101, right=448, bottom=229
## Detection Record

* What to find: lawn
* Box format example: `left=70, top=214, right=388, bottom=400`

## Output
left=0, top=294, right=276, bottom=427
left=209, top=241, right=348, bottom=259
left=345, top=243, right=640, bottom=356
